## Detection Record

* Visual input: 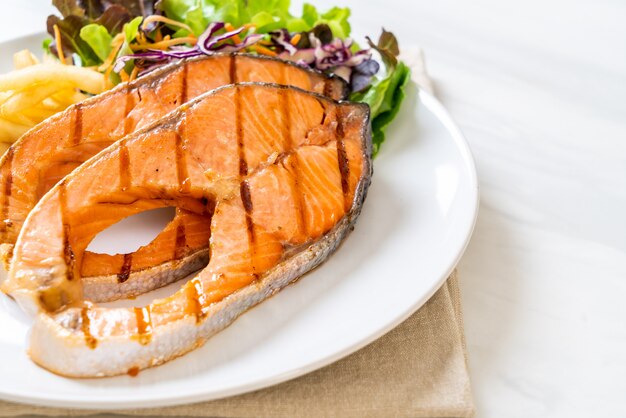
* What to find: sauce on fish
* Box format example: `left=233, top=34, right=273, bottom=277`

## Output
left=117, top=253, right=133, bottom=283
left=185, top=277, right=206, bottom=323
left=80, top=306, right=98, bottom=349
left=133, top=306, right=152, bottom=345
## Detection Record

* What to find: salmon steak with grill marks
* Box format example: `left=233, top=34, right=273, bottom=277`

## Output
left=4, top=83, right=372, bottom=377
left=0, top=53, right=347, bottom=303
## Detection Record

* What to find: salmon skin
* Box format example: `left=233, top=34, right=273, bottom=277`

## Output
left=0, top=54, right=348, bottom=302
left=7, top=83, right=372, bottom=377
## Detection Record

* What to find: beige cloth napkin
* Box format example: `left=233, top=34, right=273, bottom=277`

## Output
left=0, top=271, right=474, bottom=418
left=0, top=49, right=475, bottom=417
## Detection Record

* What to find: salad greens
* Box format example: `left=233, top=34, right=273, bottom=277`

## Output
left=157, top=0, right=350, bottom=37
left=79, top=24, right=113, bottom=61
left=46, top=0, right=152, bottom=66
left=353, top=30, right=411, bottom=154
left=45, top=0, right=411, bottom=155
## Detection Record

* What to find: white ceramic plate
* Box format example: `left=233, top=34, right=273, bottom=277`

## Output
left=0, top=33, right=478, bottom=409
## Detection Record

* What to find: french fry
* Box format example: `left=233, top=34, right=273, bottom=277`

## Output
left=0, top=118, right=31, bottom=142
left=20, top=106, right=59, bottom=122
left=1, top=110, right=35, bottom=127
left=0, top=142, right=11, bottom=155
left=0, top=49, right=110, bottom=149
left=0, top=64, right=105, bottom=95
left=40, top=97, right=63, bottom=110
left=0, top=82, right=72, bottom=116
left=50, top=89, right=89, bottom=106
left=13, top=49, right=39, bottom=70
left=0, top=92, right=12, bottom=106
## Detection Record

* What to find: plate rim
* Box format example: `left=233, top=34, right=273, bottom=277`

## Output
left=0, top=36, right=479, bottom=408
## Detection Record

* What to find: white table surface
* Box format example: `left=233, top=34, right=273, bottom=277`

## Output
left=1, top=1, right=625, bottom=417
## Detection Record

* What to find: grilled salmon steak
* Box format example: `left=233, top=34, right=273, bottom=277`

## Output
left=6, top=83, right=371, bottom=377
left=0, top=54, right=347, bottom=302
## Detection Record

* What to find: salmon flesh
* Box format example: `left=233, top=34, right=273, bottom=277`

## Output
left=0, top=54, right=347, bottom=302
left=7, top=83, right=372, bottom=377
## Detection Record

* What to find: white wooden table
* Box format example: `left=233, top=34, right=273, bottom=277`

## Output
left=1, top=1, right=625, bottom=416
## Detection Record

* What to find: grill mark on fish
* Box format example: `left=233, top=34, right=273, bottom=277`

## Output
left=58, top=182, right=76, bottom=281
left=278, top=75, right=306, bottom=236
left=46, top=159, right=88, bottom=166
left=231, top=61, right=248, bottom=177
left=238, top=157, right=248, bottom=177
left=238, top=179, right=251, bottom=213
left=36, top=195, right=80, bottom=318
left=81, top=306, right=98, bottom=349
left=335, top=108, right=350, bottom=210
left=63, top=224, right=75, bottom=280
left=239, top=181, right=255, bottom=245
left=70, top=105, right=83, bottom=146
left=133, top=306, right=152, bottom=345
left=231, top=69, right=257, bottom=264
left=175, top=130, right=191, bottom=193
left=229, top=54, right=238, bottom=84
left=234, top=88, right=247, bottom=175
left=96, top=198, right=142, bottom=206
left=117, top=253, right=133, bottom=283
left=202, top=198, right=216, bottom=262
left=119, top=141, right=131, bottom=191
left=323, top=78, right=332, bottom=98
left=174, top=222, right=187, bottom=259
left=185, top=277, right=205, bottom=323
left=123, top=86, right=135, bottom=135
left=180, top=62, right=188, bottom=104
left=0, top=147, right=14, bottom=236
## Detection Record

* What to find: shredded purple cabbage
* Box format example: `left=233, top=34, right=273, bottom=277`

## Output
left=271, top=31, right=378, bottom=92
left=114, top=22, right=379, bottom=92
left=113, top=22, right=262, bottom=75
left=350, top=59, right=380, bottom=93
left=196, top=22, right=261, bottom=53
left=270, top=29, right=298, bottom=55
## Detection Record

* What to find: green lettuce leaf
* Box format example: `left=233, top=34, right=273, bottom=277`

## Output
left=47, top=0, right=152, bottom=65
left=157, top=0, right=350, bottom=36
left=42, top=38, right=53, bottom=53
left=158, top=0, right=205, bottom=36
left=113, top=16, right=144, bottom=77
left=351, top=62, right=411, bottom=155
left=316, top=7, right=350, bottom=39
left=46, top=14, right=100, bottom=66
left=351, top=30, right=411, bottom=155
left=79, top=24, right=112, bottom=61
left=124, top=16, right=143, bottom=42
left=301, top=3, right=319, bottom=26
